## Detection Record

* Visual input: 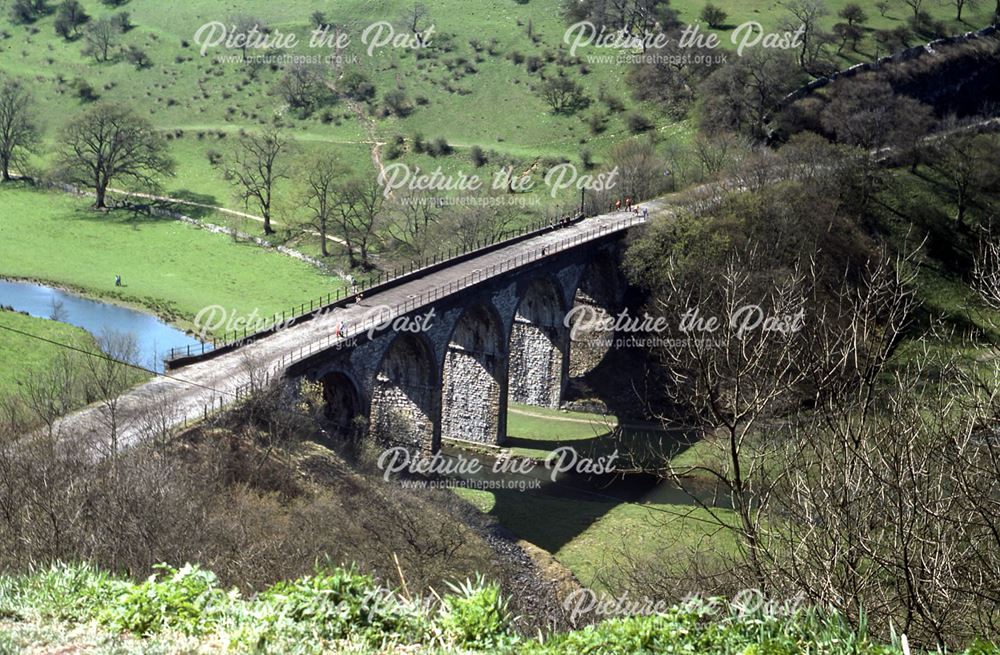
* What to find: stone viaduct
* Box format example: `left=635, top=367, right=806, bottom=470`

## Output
left=51, top=207, right=661, bottom=453
left=294, top=235, right=628, bottom=451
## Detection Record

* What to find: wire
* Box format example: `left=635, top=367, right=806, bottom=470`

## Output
left=0, top=322, right=235, bottom=398
left=1, top=322, right=720, bottom=526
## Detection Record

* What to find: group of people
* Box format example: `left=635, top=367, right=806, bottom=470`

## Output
left=611, top=197, right=649, bottom=220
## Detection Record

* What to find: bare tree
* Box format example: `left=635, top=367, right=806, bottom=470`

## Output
left=81, top=331, right=143, bottom=459
left=608, top=137, right=673, bottom=201
left=301, top=152, right=346, bottom=256
left=404, top=2, right=431, bottom=44
left=57, top=102, right=175, bottom=209
left=699, top=49, right=805, bottom=140
left=780, top=0, right=830, bottom=72
left=902, top=0, right=924, bottom=16
left=948, top=0, right=980, bottom=20
left=925, top=132, right=1000, bottom=225
left=331, top=176, right=384, bottom=269
left=436, top=191, right=520, bottom=252
left=274, top=62, right=330, bottom=114
left=228, top=14, right=269, bottom=60
left=224, top=126, right=290, bottom=235
left=82, top=16, right=118, bottom=62
left=0, top=75, right=38, bottom=181
left=388, top=189, right=444, bottom=257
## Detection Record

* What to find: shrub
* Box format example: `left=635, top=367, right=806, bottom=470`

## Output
left=437, top=575, right=513, bottom=650
left=340, top=70, right=375, bottom=102
left=412, top=132, right=426, bottom=154
left=700, top=3, right=728, bottom=28
left=111, top=10, right=131, bottom=32
left=428, top=136, right=452, bottom=156
left=470, top=145, right=487, bottom=167
left=626, top=111, right=654, bottom=133
left=384, top=140, right=403, bottom=160
left=73, top=77, right=98, bottom=101
left=586, top=112, right=607, bottom=134
left=98, top=564, right=228, bottom=637
left=382, top=89, right=412, bottom=117
left=124, top=45, right=150, bottom=69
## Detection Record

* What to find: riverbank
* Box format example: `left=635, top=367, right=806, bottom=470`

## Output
left=0, top=185, right=343, bottom=337
left=0, top=308, right=97, bottom=398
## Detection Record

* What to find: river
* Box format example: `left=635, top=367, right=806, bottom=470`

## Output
left=0, top=279, right=202, bottom=373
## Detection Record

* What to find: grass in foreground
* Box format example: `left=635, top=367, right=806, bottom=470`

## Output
left=3, top=561, right=989, bottom=655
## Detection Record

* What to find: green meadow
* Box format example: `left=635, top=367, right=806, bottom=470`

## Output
left=0, top=309, right=96, bottom=398
left=0, top=185, right=341, bottom=331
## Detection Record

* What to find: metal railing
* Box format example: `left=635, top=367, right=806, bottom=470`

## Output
left=170, top=211, right=647, bottom=430
left=167, top=211, right=645, bottom=367
left=164, top=215, right=585, bottom=361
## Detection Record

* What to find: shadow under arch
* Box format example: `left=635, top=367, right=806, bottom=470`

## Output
left=320, top=370, right=363, bottom=436
left=567, top=252, right=626, bottom=380
left=369, top=332, right=441, bottom=451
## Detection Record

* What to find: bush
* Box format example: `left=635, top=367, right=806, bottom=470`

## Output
left=340, top=70, right=375, bottom=102
left=124, top=45, right=150, bottom=69
left=382, top=89, right=412, bottom=117
left=412, top=132, right=426, bottom=154
left=470, top=145, right=487, bottom=167
left=626, top=111, right=654, bottom=133
left=586, top=112, right=607, bottom=134
left=700, top=3, right=727, bottom=28
left=73, top=77, right=98, bottom=101
left=428, top=136, right=452, bottom=156
left=384, top=140, right=403, bottom=160
left=437, top=575, right=513, bottom=650
left=98, top=564, right=228, bottom=637
left=111, top=10, right=131, bottom=32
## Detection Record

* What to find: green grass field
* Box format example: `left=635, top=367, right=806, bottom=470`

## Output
left=455, top=482, right=738, bottom=591
left=0, top=184, right=342, bottom=332
left=0, top=309, right=96, bottom=398
left=447, top=404, right=737, bottom=591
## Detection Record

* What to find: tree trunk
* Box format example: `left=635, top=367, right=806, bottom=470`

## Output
left=95, top=184, right=107, bottom=209
left=263, top=213, right=274, bottom=235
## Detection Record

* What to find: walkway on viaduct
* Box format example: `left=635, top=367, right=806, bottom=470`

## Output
left=51, top=200, right=669, bottom=452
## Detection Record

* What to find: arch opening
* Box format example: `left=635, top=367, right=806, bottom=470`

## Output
left=508, top=278, right=567, bottom=408
left=369, top=333, right=440, bottom=451
left=441, top=304, right=506, bottom=445
left=321, top=371, right=362, bottom=437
